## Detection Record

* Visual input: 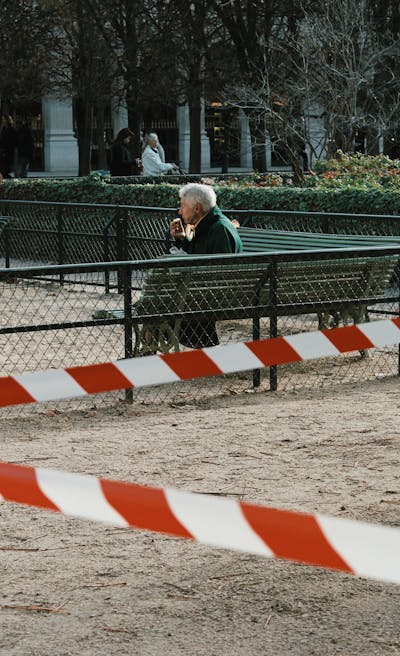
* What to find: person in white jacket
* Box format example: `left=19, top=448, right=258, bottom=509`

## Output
left=141, top=133, right=179, bottom=176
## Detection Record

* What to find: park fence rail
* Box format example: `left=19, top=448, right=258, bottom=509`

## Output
left=1, top=199, right=400, bottom=270
left=0, top=246, right=398, bottom=415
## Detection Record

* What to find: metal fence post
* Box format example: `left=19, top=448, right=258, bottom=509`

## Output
left=57, top=207, right=65, bottom=285
left=103, top=211, right=118, bottom=294
left=116, top=208, right=129, bottom=293
left=123, top=264, right=133, bottom=403
left=115, top=208, right=123, bottom=260
left=269, top=259, right=278, bottom=391
left=116, top=208, right=124, bottom=293
left=398, top=285, right=400, bottom=378
left=252, top=269, right=269, bottom=388
left=252, top=315, right=261, bottom=388
left=122, top=208, right=129, bottom=260
left=4, top=222, right=10, bottom=268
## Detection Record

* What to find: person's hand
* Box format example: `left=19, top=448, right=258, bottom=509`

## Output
left=170, top=218, right=185, bottom=240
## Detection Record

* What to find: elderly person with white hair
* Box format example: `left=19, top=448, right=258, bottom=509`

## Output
left=141, top=132, right=179, bottom=176
left=168, top=183, right=243, bottom=349
left=170, top=182, right=243, bottom=255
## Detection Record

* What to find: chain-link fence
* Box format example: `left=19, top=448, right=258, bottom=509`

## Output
left=1, top=200, right=400, bottom=269
left=0, top=201, right=119, bottom=267
left=0, top=246, right=398, bottom=417
left=227, top=208, right=400, bottom=235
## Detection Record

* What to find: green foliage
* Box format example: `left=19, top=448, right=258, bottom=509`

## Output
left=2, top=160, right=400, bottom=217
left=0, top=177, right=181, bottom=207
left=308, top=152, right=400, bottom=190
left=214, top=185, right=400, bottom=215
left=0, top=2, right=59, bottom=105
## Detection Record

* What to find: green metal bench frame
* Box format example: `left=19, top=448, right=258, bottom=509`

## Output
left=94, top=252, right=397, bottom=362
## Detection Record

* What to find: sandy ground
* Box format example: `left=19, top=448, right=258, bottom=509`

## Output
left=1, top=376, right=399, bottom=656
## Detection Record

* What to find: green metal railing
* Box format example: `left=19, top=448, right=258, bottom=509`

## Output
left=1, top=200, right=400, bottom=271
left=0, top=245, right=399, bottom=415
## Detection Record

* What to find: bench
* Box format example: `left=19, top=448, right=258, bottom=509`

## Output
left=93, top=251, right=398, bottom=357
left=238, top=227, right=400, bottom=253
left=237, top=229, right=400, bottom=338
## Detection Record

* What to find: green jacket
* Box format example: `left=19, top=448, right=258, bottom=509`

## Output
left=169, top=205, right=242, bottom=349
left=180, top=205, right=243, bottom=255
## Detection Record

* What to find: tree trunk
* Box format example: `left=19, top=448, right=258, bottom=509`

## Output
left=283, top=146, right=305, bottom=186
left=189, top=99, right=201, bottom=173
left=76, top=97, right=93, bottom=176
left=249, top=116, right=267, bottom=171
left=221, top=111, right=232, bottom=173
left=96, top=105, right=108, bottom=170
left=127, top=105, right=142, bottom=162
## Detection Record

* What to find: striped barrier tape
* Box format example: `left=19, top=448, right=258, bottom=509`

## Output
left=1, top=318, right=399, bottom=408
left=0, top=461, right=399, bottom=585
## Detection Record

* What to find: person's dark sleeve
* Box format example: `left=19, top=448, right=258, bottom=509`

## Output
left=120, top=146, right=130, bottom=165
left=209, top=224, right=242, bottom=253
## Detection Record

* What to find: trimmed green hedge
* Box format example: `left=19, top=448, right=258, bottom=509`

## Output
left=1, top=176, right=400, bottom=215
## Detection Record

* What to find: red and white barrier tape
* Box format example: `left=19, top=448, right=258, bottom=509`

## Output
left=1, top=318, right=399, bottom=408
left=0, top=461, right=399, bottom=584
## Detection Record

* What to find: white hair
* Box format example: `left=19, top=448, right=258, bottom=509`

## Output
left=146, top=132, right=158, bottom=145
left=179, top=183, right=216, bottom=212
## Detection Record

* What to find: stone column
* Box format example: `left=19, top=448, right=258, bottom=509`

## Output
left=239, top=110, right=253, bottom=169
left=306, top=103, right=327, bottom=166
left=200, top=99, right=210, bottom=172
left=265, top=132, right=272, bottom=169
left=177, top=101, right=211, bottom=173
left=176, top=103, right=190, bottom=172
left=42, top=96, right=78, bottom=175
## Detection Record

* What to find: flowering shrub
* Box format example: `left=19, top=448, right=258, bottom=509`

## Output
left=200, top=176, right=240, bottom=186
left=200, top=172, right=285, bottom=187
left=2, top=151, right=400, bottom=220
left=252, top=172, right=284, bottom=187
left=307, top=151, right=400, bottom=189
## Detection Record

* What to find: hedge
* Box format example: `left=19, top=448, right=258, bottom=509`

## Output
left=1, top=175, right=400, bottom=215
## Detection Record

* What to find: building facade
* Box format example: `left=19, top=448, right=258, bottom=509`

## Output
left=25, top=95, right=331, bottom=176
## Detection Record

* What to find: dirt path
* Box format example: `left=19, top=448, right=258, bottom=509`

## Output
left=1, top=377, right=399, bottom=655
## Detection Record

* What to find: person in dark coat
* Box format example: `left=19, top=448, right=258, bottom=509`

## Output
left=109, top=128, right=140, bottom=176
left=169, top=183, right=243, bottom=256
left=0, top=114, right=18, bottom=178
left=16, top=119, right=34, bottom=178
left=168, top=182, right=243, bottom=348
